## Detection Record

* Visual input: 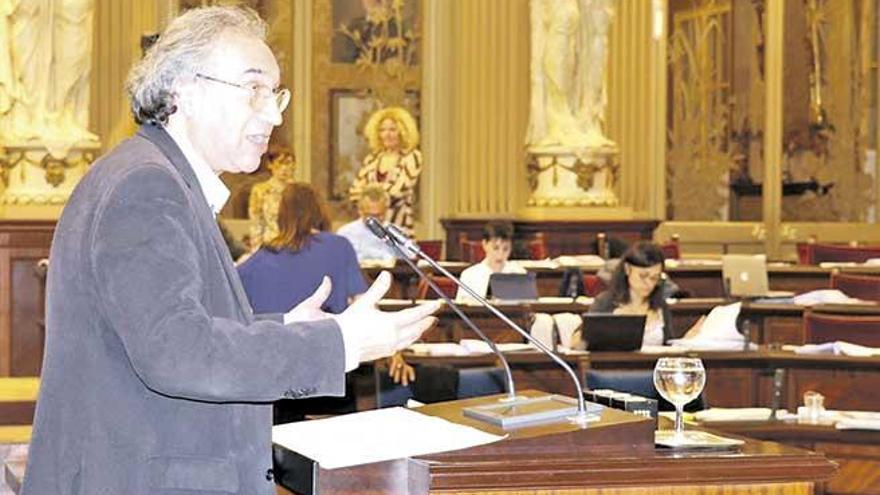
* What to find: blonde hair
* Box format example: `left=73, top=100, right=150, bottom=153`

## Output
left=364, top=106, right=420, bottom=153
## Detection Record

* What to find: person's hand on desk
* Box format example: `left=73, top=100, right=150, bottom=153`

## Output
left=284, top=272, right=441, bottom=371
left=388, top=352, right=416, bottom=385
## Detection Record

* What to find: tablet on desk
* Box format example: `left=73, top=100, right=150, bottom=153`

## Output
left=581, top=314, right=646, bottom=352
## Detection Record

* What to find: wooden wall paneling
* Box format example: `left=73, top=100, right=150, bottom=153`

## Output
left=790, top=369, right=880, bottom=411
left=0, top=249, right=8, bottom=376
left=704, top=368, right=756, bottom=407
left=763, top=316, right=805, bottom=345
left=0, top=221, right=55, bottom=377
left=10, top=252, right=47, bottom=376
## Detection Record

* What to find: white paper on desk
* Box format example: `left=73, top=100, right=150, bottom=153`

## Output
left=361, top=258, right=396, bottom=269
left=835, top=411, right=880, bottom=430
left=408, top=342, right=469, bottom=356
left=459, top=339, right=534, bottom=354
left=695, top=407, right=778, bottom=422
left=554, top=254, right=605, bottom=268
left=792, top=289, right=863, bottom=306
left=273, top=407, right=505, bottom=469
left=639, top=345, right=678, bottom=354
left=789, top=341, right=880, bottom=357
left=509, top=258, right=558, bottom=269
left=668, top=302, right=746, bottom=350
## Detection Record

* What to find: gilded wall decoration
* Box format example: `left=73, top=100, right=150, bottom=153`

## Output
left=333, top=0, right=420, bottom=71
left=312, top=0, right=421, bottom=221
left=781, top=0, right=876, bottom=222
left=666, top=0, right=739, bottom=221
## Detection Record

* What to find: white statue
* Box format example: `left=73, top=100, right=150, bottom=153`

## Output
left=526, top=0, right=616, bottom=153
left=0, top=0, right=98, bottom=158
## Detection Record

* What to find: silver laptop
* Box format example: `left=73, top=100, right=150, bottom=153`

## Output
left=721, top=254, right=793, bottom=298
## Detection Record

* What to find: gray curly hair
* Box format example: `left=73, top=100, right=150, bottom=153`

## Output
left=125, top=6, right=267, bottom=125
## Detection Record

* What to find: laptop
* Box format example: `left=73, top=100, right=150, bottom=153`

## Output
left=581, top=314, right=647, bottom=352
left=721, top=254, right=794, bottom=298
left=488, top=272, right=539, bottom=301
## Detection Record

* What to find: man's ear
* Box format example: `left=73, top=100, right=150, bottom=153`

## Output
left=174, top=78, right=199, bottom=116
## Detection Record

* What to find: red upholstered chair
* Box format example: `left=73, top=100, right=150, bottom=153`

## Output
left=416, top=240, right=443, bottom=260
left=830, top=273, right=880, bottom=302
left=458, top=233, right=485, bottom=263
left=526, top=233, right=548, bottom=260
left=416, top=275, right=458, bottom=300
left=659, top=235, right=681, bottom=260
left=803, top=310, right=880, bottom=347
left=582, top=274, right=606, bottom=297
left=798, top=242, right=880, bottom=264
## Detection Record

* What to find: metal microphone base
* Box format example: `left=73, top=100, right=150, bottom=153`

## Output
left=463, top=394, right=602, bottom=430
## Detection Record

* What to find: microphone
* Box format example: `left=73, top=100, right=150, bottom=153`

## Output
left=371, top=218, right=595, bottom=427
left=363, top=217, right=518, bottom=402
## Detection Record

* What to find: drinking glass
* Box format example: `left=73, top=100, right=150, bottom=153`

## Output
left=653, top=357, right=706, bottom=439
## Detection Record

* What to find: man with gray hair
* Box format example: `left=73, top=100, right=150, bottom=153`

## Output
left=22, top=6, right=438, bottom=495
left=338, top=183, right=400, bottom=262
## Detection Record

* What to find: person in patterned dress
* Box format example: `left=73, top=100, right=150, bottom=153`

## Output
left=349, top=106, right=422, bottom=236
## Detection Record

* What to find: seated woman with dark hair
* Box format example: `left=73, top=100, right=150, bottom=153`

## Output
left=238, top=183, right=408, bottom=422
left=589, top=242, right=678, bottom=346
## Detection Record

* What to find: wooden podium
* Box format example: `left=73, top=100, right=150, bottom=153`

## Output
left=274, top=391, right=836, bottom=495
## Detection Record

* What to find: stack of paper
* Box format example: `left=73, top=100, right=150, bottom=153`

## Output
left=694, top=407, right=791, bottom=422
left=509, top=259, right=559, bottom=269
left=792, top=289, right=866, bottom=306
left=785, top=341, right=880, bottom=357
left=835, top=411, right=880, bottom=431
left=668, top=302, right=747, bottom=351
left=554, top=254, right=606, bottom=268
left=273, top=407, right=505, bottom=469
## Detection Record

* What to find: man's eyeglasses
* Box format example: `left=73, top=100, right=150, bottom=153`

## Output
left=195, top=73, right=291, bottom=113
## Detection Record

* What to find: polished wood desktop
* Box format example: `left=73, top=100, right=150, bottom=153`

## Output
left=274, top=391, right=835, bottom=495
left=380, top=297, right=880, bottom=346
left=706, top=421, right=880, bottom=495
left=368, top=259, right=880, bottom=301
left=402, top=349, right=880, bottom=413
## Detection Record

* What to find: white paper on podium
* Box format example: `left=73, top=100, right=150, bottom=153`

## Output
left=272, top=407, right=505, bottom=469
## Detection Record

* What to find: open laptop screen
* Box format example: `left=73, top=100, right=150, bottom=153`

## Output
left=488, top=272, right=539, bottom=301
left=581, top=314, right=647, bottom=351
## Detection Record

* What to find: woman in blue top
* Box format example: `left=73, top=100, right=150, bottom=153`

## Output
left=238, top=182, right=367, bottom=314
left=238, top=182, right=368, bottom=423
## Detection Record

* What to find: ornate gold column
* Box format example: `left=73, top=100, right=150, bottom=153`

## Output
left=763, top=0, right=784, bottom=258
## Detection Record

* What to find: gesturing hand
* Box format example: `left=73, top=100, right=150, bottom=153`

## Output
left=283, top=276, right=334, bottom=324
left=334, top=271, right=440, bottom=364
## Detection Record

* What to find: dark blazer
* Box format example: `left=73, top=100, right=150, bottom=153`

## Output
left=590, top=291, right=675, bottom=344
left=23, top=125, right=345, bottom=495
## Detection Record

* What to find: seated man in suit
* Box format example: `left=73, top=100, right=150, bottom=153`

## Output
left=338, top=184, right=400, bottom=263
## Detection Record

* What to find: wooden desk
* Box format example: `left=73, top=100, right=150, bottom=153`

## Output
left=382, top=297, right=880, bottom=346
left=708, top=421, right=880, bottom=495
left=276, top=391, right=834, bottom=495
left=371, top=261, right=880, bottom=300
left=404, top=350, right=880, bottom=413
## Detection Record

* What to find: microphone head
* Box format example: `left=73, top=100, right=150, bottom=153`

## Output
left=385, top=223, right=408, bottom=243
left=364, top=216, right=389, bottom=240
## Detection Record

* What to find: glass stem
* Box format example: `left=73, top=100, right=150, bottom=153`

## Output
left=675, top=404, right=684, bottom=437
